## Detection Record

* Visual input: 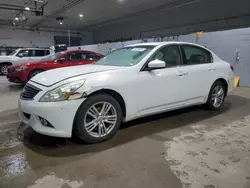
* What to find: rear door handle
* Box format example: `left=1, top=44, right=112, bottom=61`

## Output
left=176, top=71, right=188, bottom=76
left=208, top=67, right=215, bottom=71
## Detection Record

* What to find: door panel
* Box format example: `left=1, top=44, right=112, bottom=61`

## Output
left=180, top=45, right=216, bottom=101
left=137, top=67, right=187, bottom=115
left=177, top=64, right=214, bottom=101
left=137, top=45, right=188, bottom=115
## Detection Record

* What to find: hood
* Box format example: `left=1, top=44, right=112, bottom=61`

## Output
left=31, top=64, right=123, bottom=87
left=0, top=56, right=12, bottom=61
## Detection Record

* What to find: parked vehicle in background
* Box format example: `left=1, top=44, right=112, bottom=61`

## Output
left=0, top=48, right=54, bottom=75
left=7, top=50, right=104, bottom=84
left=18, top=42, right=234, bottom=144
left=55, top=44, right=68, bottom=53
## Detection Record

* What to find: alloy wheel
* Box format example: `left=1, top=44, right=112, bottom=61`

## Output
left=211, top=85, right=224, bottom=108
left=84, top=102, right=117, bottom=138
left=30, top=71, right=40, bottom=78
left=1, top=65, right=8, bottom=75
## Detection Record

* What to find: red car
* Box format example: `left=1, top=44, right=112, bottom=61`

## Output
left=7, top=50, right=104, bottom=84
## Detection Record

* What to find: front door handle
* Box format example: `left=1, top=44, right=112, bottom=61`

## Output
left=208, top=67, right=215, bottom=71
left=176, top=71, right=188, bottom=76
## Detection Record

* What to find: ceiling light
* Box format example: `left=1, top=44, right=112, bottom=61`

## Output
left=117, top=0, right=125, bottom=3
left=79, top=14, right=83, bottom=18
left=60, top=22, right=63, bottom=25
left=25, top=7, right=30, bottom=11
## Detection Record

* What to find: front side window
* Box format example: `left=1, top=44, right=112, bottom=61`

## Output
left=182, top=45, right=212, bottom=65
left=64, top=52, right=79, bottom=61
left=16, top=50, right=30, bottom=57
left=151, top=45, right=181, bottom=67
left=95, top=46, right=154, bottom=67
left=42, top=52, right=64, bottom=61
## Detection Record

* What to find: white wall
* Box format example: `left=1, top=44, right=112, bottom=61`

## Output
left=75, top=27, right=250, bottom=86
left=177, top=28, right=250, bottom=87
left=68, top=40, right=142, bottom=55
left=0, top=28, right=93, bottom=47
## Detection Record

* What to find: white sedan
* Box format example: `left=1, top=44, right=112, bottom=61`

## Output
left=19, top=42, right=234, bottom=143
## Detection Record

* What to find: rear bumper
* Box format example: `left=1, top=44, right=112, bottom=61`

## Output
left=7, top=71, right=28, bottom=83
left=227, top=70, right=235, bottom=94
left=228, top=77, right=234, bottom=94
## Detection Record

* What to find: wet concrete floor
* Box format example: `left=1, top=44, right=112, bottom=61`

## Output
left=0, top=76, right=250, bottom=188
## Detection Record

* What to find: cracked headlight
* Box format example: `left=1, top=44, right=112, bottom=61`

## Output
left=40, top=79, right=85, bottom=102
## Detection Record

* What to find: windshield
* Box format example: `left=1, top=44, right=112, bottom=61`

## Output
left=8, top=50, right=18, bottom=56
left=95, top=46, right=155, bottom=67
left=42, top=52, right=64, bottom=60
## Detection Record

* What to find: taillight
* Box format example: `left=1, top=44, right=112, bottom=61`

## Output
left=230, top=65, right=234, bottom=71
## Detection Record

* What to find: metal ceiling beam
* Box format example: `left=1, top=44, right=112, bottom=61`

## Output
left=0, top=4, right=30, bottom=12
left=0, top=2, right=48, bottom=15
left=84, top=0, right=201, bottom=30
left=139, top=14, right=250, bottom=38
left=31, top=0, right=86, bottom=28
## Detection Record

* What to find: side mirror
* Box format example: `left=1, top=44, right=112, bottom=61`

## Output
left=56, top=57, right=65, bottom=63
left=147, top=59, right=166, bottom=70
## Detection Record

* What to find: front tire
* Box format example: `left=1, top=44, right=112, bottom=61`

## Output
left=0, top=63, right=11, bottom=75
left=74, top=94, right=122, bottom=143
left=206, top=81, right=226, bottom=110
left=28, top=69, right=44, bottom=80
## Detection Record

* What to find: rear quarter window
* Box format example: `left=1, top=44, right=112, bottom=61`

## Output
left=182, top=45, right=213, bottom=65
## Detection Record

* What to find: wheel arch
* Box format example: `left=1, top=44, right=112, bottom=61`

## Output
left=86, top=89, right=127, bottom=119
left=214, top=78, right=228, bottom=95
left=205, top=77, right=229, bottom=103
left=72, top=88, right=127, bottom=137
left=28, top=69, right=45, bottom=80
left=0, top=62, right=12, bottom=65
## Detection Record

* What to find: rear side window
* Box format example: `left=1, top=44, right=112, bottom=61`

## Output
left=182, top=45, right=212, bottom=65
left=87, top=53, right=100, bottom=60
left=45, top=50, right=50, bottom=55
left=79, top=52, right=100, bottom=60
left=35, top=50, right=47, bottom=57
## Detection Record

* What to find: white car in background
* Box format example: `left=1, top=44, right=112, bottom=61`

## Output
left=0, top=48, right=54, bottom=75
left=19, top=42, right=234, bottom=144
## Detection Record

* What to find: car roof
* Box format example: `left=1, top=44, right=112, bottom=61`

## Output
left=126, top=41, right=206, bottom=48
left=17, top=48, right=52, bottom=50
left=64, top=49, right=103, bottom=55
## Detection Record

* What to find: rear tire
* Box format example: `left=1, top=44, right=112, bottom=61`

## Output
left=0, top=63, right=11, bottom=75
left=28, top=69, right=44, bottom=80
left=205, top=80, right=226, bottom=110
left=74, top=94, right=122, bottom=144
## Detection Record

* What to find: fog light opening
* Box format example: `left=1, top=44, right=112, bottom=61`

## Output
left=40, top=117, right=47, bottom=126
left=39, top=117, right=54, bottom=128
